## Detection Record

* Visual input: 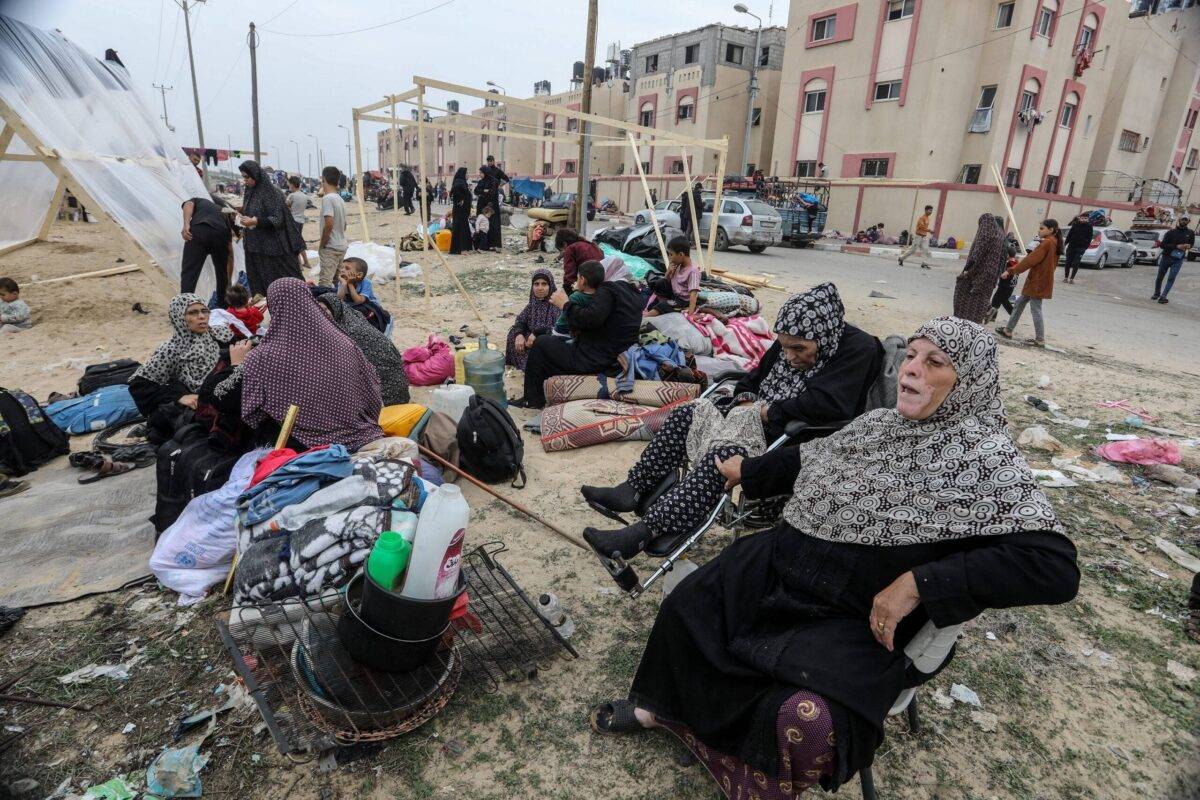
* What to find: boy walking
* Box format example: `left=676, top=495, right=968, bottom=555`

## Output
left=899, top=205, right=934, bottom=269
left=318, top=166, right=348, bottom=287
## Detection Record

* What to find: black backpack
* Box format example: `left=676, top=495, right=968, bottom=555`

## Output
left=455, top=395, right=526, bottom=488
left=0, top=388, right=70, bottom=476
left=78, top=358, right=141, bottom=396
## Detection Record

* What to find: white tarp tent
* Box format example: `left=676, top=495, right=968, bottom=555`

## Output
left=0, top=14, right=206, bottom=294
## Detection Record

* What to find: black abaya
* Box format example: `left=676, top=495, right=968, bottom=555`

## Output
left=449, top=175, right=473, bottom=255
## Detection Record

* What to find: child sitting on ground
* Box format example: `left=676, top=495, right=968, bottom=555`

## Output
left=0, top=277, right=32, bottom=334
left=336, top=257, right=377, bottom=305
left=644, top=235, right=700, bottom=317
left=225, top=283, right=263, bottom=335
left=473, top=206, right=493, bottom=252
left=553, top=262, right=598, bottom=337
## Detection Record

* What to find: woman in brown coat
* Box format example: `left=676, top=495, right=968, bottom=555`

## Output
left=996, top=219, right=1062, bottom=346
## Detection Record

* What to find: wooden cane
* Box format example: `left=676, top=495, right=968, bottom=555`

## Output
left=222, top=404, right=301, bottom=596
left=417, top=444, right=587, bottom=551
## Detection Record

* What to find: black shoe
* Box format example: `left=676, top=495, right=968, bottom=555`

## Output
left=507, top=396, right=543, bottom=409
left=1158, top=297, right=1169, bottom=304
left=583, top=521, right=653, bottom=560
left=581, top=482, right=639, bottom=514
left=1151, top=294, right=1160, bottom=300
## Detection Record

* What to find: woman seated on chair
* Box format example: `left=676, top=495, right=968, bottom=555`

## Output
left=128, top=293, right=234, bottom=444
left=588, top=317, right=1080, bottom=798
left=581, top=283, right=881, bottom=558
left=204, top=278, right=385, bottom=452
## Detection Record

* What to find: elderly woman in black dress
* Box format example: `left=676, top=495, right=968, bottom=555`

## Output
left=238, top=160, right=304, bottom=296
left=590, top=317, right=1079, bottom=798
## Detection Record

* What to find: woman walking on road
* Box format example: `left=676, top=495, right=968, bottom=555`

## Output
left=996, top=219, right=1062, bottom=347
left=953, top=213, right=1007, bottom=323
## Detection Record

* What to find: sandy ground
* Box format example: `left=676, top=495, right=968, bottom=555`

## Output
left=2, top=206, right=1199, bottom=800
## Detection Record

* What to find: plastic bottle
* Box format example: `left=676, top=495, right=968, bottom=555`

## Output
left=366, top=531, right=412, bottom=591
left=463, top=335, right=507, bottom=407
left=401, top=484, right=469, bottom=600
left=391, top=511, right=418, bottom=543
left=535, top=592, right=576, bottom=639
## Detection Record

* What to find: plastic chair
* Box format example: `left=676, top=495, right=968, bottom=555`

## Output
left=859, top=620, right=965, bottom=800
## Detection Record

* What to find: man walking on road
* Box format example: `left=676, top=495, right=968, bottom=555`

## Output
left=898, top=205, right=934, bottom=269
left=317, top=166, right=348, bottom=287
left=1062, top=212, right=1093, bottom=285
left=1152, top=216, right=1194, bottom=305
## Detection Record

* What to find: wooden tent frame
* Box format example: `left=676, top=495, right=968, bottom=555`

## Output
left=0, top=97, right=176, bottom=298
left=349, top=76, right=730, bottom=310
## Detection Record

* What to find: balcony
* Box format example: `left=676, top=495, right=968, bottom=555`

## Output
left=968, top=107, right=992, bottom=133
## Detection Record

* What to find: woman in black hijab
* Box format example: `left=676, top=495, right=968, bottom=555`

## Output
left=449, top=168, right=473, bottom=255
left=238, top=160, right=304, bottom=295
left=474, top=167, right=501, bottom=247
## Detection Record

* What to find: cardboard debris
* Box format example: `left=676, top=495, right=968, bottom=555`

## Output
left=1154, top=537, right=1200, bottom=573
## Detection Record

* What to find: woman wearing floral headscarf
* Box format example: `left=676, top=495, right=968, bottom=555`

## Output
left=238, top=160, right=305, bottom=296
left=582, top=283, right=882, bottom=559
left=589, top=317, right=1079, bottom=799
left=953, top=213, right=1008, bottom=323
left=128, top=293, right=233, bottom=442
left=504, top=268, right=560, bottom=370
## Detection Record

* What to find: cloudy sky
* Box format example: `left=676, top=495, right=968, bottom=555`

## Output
left=0, top=0, right=784, bottom=175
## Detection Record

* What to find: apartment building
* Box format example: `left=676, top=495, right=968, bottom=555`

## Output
left=376, top=102, right=483, bottom=182
left=771, top=0, right=1200, bottom=239
left=624, top=23, right=787, bottom=177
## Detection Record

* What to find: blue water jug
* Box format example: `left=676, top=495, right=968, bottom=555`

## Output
left=463, top=335, right=506, bottom=408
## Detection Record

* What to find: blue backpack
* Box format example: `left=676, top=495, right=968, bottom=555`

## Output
left=46, top=384, right=140, bottom=435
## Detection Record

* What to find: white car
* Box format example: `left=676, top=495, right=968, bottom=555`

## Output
left=1126, top=228, right=1169, bottom=264
left=631, top=195, right=783, bottom=253
left=1025, top=226, right=1135, bottom=269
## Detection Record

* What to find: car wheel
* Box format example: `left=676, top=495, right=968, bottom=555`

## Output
left=1095, top=253, right=1107, bottom=270
left=1124, top=253, right=1134, bottom=268
left=635, top=214, right=645, bottom=225
left=715, top=227, right=730, bottom=252
left=747, top=244, right=768, bottom=253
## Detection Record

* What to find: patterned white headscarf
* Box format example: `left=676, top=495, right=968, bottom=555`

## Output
left=756, top=282, right=845, bottom=403
left=131, top=293, right=232, bottom=391
left=783, top=316, right=1063, bottom=545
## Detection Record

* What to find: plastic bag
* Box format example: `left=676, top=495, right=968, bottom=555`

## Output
left=149, top=448, right=267, bottom=601
left=403, top=334, right=455, bottom=386
left=1095, top=438, right=1182, bottom=466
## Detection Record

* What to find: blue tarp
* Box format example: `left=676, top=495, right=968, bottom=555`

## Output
left=510, top=178, right=546, bottom=199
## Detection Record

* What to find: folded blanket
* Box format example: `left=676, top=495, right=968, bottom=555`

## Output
left=684, top=313, right=773, bottom=370
left=540, top=398, right=686, bottom=453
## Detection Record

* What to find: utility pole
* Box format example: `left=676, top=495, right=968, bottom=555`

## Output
left=338, top=124, right=352, bottom=181
left=573, top=0, right=598, bottom=233
left=734, top=3, right=763, bottom=176
left=152, top=83, right=174, bottom=132
left=248, top=22, right=261, bottom=162
left=178, top=0, right=208, bottom=184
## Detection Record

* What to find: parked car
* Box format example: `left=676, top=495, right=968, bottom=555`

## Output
left=630, top=194, right=784, bottom=253
left=1025, top=226, right=1136, bottom=269
left=1126, top=228, right=1169, bottom=265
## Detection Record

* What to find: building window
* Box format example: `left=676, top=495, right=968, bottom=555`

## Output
left=1045, top=175, right=1059, bottom=194
left=1118, top=130, right=1140, bottom=152
left=751, top=108, right=762, bottom=126
left=543, top=115, right=554, bottom=136
left=887, top=0, right=916, bottom=21
left=669, top=160, right=685, bottom=174
left=812, top=15, right=837, bottom=42
left=1083, top=114, right=1093, bottom=138
left=996, top=1, right=1015, bottom=28
left=564, top=161, right=576, bottom=175
left=677, top=96, right=695, bottom=122
left=804, top=89, right=827, bottom=113
left=449, top=131, right=455, bottom=144
left=874, top=81, right=902, bottom=102
left=725, top=43, right=744, bottom=64
left=970, top=86, right=997, bottom=132
left=645, top=54, right=658, bottom=73
left=1187, top=148, right=1198, bottom=169
left=1019, top=89, right=1038, bottom=116
left=1059, top=103, right=1077, bottom=128
left=641, top=161, right=650, bottom=175
left=1077, top=25, right=1095, bottom=53
left=960, top=164, right=982, bottom=184
left=759, top=46, right=770, bottom=66
left=542, top=162, right=551, bottom=174
left=684, top=43, right=700, bottom=64
left=566, top=118, right=579, bottom=133
left=1186, top=109, right=1198, bottom=129
left=1143, top=135, right=1151, bottom=150
left=639, top=102, right=655, bottom=128
left=1036, top=6, right=1054, bottom=38
left=1005, top=167, right=1021, bottom=188
left=795, top=160, right=818, bottom=178
left=860, top=158, right=889, bottom=177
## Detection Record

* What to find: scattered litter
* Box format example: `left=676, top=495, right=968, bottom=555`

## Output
left=969, top=710, right=999, bottom=732
left=1166, top=659, right=1198, bottom=685
left=1142, top=424, right=1185, bottom=437
left=1018, top=425, right=1066, bottom=453
left=146, top=744, right=209, bottom=798
left=1105, top=433, right=1140, bottom=441
left=1145, top=463, right=1200, bottom=490
left=1049, top=416, right=1092, bottom=429
left=867, top=290, right=895, bottom=299
left=1148, top=568, right=1170, bottom=579
left=1024, top=395, right=1061, bottom=413
left=1123, top=414, right=1144, bottom=428
left=121, top=723, right=136, bottom=734
left=1095, top=438, right=1182, bottom=466
left=1036, top=374, right=1052, bottom=388
left=58, top=660, right=139, bottom=684
left=1131, top=475, right=1151, bottom=491
left=1096, top=400, right=1155, bottom=422
left=1154, top=537, right=1200, bottom=573
left=1107, top=744, right=1131, bottom=762
left=82, top=778, right=134, bottom=800
left=949, top=683, right=981, bottom=707
left=930, top=688, right=954, bottom=709
left=1090, top=462, right=1129, bottom=485
left=1032, top=469, right=1078, bottom=488
left=1051, top=457, right=1104, bottom=482
left=1175, top=503, right=1199, bottom=518
left=985, top=631, right=997, bottom=641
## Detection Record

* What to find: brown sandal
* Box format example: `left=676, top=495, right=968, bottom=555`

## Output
left=77, top=456, right=135, bottom=484
left=994, top=327, right=1013, bottom=340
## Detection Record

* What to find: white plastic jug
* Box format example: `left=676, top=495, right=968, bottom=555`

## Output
left=427, top=382, right=475, bottom=424
left=401, top=484, right=469, bottom=600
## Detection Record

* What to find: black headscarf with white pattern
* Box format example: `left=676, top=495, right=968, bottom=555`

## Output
left=131, top=293, right=232, bottom=391
left=756, top=282, right=845, bottom=403
left=783, top=316, right=1063, bottom=545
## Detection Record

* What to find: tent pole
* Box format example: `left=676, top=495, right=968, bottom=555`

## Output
left=414, top=91, right=432, bottom=309
left=352, top=111, right=370, bottom=244
left=705, top=138, right=729, bottom=270
left=37, top=181, right=66, bottom=240
left=627, top=133, right=670, bottom=267
left=391, top=97, right=406, bottom=310
left=679, top=148, right=704, bottom=274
